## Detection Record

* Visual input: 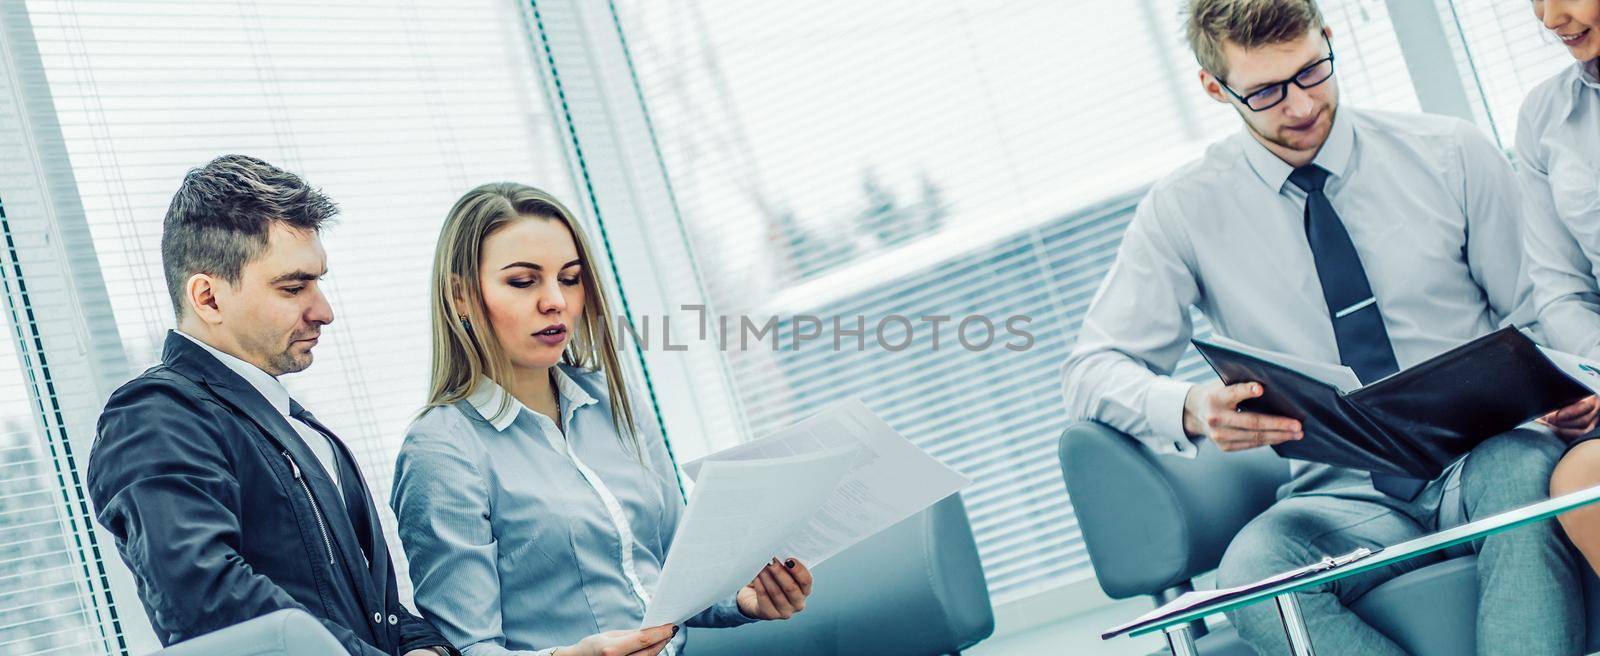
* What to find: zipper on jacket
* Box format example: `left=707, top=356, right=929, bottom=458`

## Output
left=283, top=450, right=336, bottom=565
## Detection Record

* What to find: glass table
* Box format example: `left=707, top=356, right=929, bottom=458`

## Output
left=1101, top=484, right=1600, bottom=656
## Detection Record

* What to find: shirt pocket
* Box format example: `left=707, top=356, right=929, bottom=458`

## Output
left=1549, top=146, right=1600, bottom=228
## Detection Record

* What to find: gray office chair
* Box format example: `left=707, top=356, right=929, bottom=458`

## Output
left=1060, top=421, right=1600, bottom=656
left=149, top=496, right=993, bottom=656
left=150, top=608, right=344, bottom=655
left=687, top=493, right=995, bottom=656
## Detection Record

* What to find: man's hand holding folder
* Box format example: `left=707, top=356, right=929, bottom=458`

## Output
left=1182, top=380, right=1306, bottom=452
left=1189, top=327, right=1598, bottom=479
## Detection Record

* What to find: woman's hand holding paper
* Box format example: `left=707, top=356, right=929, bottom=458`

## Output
left=736, top=558, right=814, bottom=620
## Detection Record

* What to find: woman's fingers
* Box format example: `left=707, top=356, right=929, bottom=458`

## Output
left=580, top=626, right=674, bottom=656
left=1543, top=397, right=1600, bottom=441
left=765, top=559, right=807, bottom=610
left=758, top=567, right=796, bottom=617
left=626, top=638, right=672, bottom=656
left=742, top=560, right=814, bottom=620
left=631, top=625, right=675, bottom=656
left=749, top=569, right=778, bottom=618
left=1548, top=396, right=1599, bottom=424
left=783, top=558, right=813, bottom=596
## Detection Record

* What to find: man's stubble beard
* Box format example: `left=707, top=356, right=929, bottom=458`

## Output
left=1243, top=103, right=1335, bottom=155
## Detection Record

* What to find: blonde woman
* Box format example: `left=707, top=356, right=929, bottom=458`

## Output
left=1522, top=0, right=1600, bottom=577
left=392, top=183, right=812, bottom=656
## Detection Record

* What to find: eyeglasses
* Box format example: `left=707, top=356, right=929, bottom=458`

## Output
left=1218, top=35, right=1336, bottom=112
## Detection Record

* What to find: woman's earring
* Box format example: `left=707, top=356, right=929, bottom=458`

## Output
left=458, top=315, right=472, bottom=332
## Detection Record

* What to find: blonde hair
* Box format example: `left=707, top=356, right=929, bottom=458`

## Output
left=425, top=182, right=639, bottom=444
left=1186, top=0, right=1325, bottom=79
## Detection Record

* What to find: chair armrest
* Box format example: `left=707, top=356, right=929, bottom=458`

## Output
left=1059, top=421, right=1289, bottom=598
left=685, top=494, right=994, bottom=656
left=153, top=609, right=345, bottom=655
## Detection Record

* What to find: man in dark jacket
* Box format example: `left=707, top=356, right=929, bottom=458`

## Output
left=87, top=155, right=456, bottom=656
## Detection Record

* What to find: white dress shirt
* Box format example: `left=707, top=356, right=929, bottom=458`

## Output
left=1063, top=107, right=1531, bottom=488
left=1519, top=59, right=1600, bottom=358
left=177, top=331, right=342, bottom=495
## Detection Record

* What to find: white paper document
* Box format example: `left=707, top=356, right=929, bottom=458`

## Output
left=640, top=445, right=859, bottom=628
left=683, top=398, right=973, bottom=565
left=641, top=399, right=972, bottom=627
left=1539, top=345, right=1600, bottom=395
left=1209, top=334, right=1363, bottom=393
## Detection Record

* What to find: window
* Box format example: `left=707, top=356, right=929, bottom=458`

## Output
left=602, top=0, right=1419, bottom=602
left=0, top=0, right=1538, bottom=650
left=1437, top=0, right=1574, bottom=148
left=0, top=247, right=120, bottom=654
left=3, top=0, right=583, bottom=650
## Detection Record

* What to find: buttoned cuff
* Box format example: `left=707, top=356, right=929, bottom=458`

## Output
left=709, top=594, right=760, bottom=628
left=1143, top=378, right=1199, bottom=458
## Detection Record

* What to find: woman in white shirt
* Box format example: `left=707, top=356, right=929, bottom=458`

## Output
left=391, top=183, right=813, bottom=656
left=1519, top=0, right=1600, bottom=577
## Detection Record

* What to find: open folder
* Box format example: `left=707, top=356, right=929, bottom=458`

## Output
left=1192, top=327, right=1593, bottom=480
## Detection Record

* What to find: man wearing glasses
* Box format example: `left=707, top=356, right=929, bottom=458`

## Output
left=1063, top=0, right=1587, bottom=654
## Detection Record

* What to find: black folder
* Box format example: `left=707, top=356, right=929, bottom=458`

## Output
left=1192, top=327, right=1592, bottom=480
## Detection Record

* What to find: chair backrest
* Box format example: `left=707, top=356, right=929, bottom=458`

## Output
left=686, top=493, right=995, bottom=656
left=1060, top=422, right=1291, bottom=598
left=151, top=609, right=344, bottom=655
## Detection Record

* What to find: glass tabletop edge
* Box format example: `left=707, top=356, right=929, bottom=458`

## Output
left=1113, top=483, right=1600, bottom=640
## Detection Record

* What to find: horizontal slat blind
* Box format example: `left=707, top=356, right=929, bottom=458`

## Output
left=0, top=251, right=113, bottom=655
left=17, top=0, right=579, bottom=628
left=1, top=6, right=143, bottom=646
left=607, top=0, right=1420, bottom=601
left=1437, top=0, right=1573, bottom=147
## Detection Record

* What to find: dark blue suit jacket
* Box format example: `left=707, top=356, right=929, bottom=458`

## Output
left=87, top=331, right=454, bottom=655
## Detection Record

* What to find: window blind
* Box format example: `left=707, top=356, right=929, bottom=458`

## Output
left=8, top=2, right=581, bottom=647
left=1, top=4, right=145, bottom=649
left=605, top=0, right=1421, bottom=602
left=0, top=0, right=1474, bottom=650
left=1436, top=0, right=1573, bottom=148
left=0, top=202, right=120, bottom=655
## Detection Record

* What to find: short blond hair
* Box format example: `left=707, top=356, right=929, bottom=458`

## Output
left=1186, top=0, right=1324, bottom=79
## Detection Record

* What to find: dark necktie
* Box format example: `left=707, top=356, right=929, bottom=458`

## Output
left=1288, top=165, right=1425, bottom=501
left=289, top=401, right=377, bottom=575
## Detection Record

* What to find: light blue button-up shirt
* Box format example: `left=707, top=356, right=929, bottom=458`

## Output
left=1063, top=106, right=1531, bottom=492
left=1519, top=59, right=1600, bottom=358
left=392, top=365, right=753, bottom=656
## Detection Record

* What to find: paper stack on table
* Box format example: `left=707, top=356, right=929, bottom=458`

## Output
left=640, top=399, right=971, bottom=627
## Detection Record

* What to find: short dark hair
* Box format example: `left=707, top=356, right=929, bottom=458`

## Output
left=160, top=155, right=338, bottom=318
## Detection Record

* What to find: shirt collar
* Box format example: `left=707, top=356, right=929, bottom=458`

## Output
left=466, top=366, right=599, bottom=433
left=176, top=330, right=291, bottom=415
left=1240, top=105, right=1354, bottom=193
left=1549, top=61, right=1600, bottom=123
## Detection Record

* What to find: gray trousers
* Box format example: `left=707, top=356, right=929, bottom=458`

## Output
left=1216, top=428, right=1583, bottom=656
